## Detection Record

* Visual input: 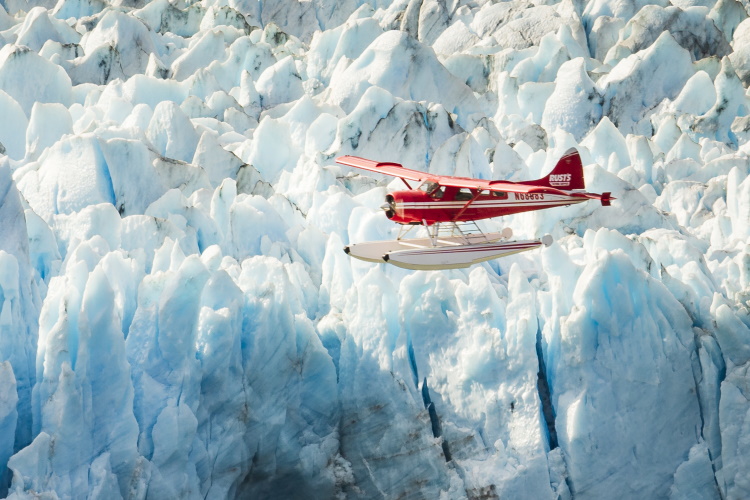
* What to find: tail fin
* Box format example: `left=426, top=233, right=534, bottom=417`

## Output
left=525, top=148, right=585, bottom=190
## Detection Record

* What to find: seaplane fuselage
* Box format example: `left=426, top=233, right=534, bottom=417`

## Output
left=383, top=184, right=591, bottom=225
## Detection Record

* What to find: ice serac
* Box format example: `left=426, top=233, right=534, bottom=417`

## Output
left=669, top=441, right=721, bottom=500
left=604, top=5, right=731, bottom=64
left=132, top=0, right=202, bottom=36
left=729, top=18, right=750, bottom=86
left=97, top=138, right=168, bottom=216
left=718, top=370, right=750, bottom=499
left=0, top=164, right=40, bottom=477
left=328, top=30, right=480, bottom=128
left=0, top=90, right=28, bottom=161
left=0, top=45, right=72, bottom=116
left=9, top=260, right=142, bottom=499
left=122, top=242, right=340, bottom=498
left=541, top=57, right=602, bottom=141
left=171, top=30, right=227, bottom=82
left=192, top=131, right=244, bottom=186
left=52, top=0, right=105, bottom=20
left=598, top=31, right=694, bottom=134
left=544, top=233, right=708, bottom=499
left=124, top=252, right=211, bottom=498
left=334, top=86, right=460, bottom=174
left=260, top=0, right=319, bottom=42
left=146, top=101, right=200, bottom=163
left=0, top=362, right=18, bottom=497
left=0, top=4, right=15, bottom=28
left=256, top=55, right=304, bottom=109
left=428, top=131, right=492, bottom=179
left=581, top=116, right=630, bottom=171
left=669, top=71, right=717, bottom=117
left=235, top=257, right=340, bottom=499
left=582, top=0, right=670, bottom=27
left=79, top=10, right=160, bottom=81
left=201, top=5, right=254, bottom=33
left=15, top=134, right=115, bottom=221
left=208, top=35, right=275, bottom=90
left=16, top=6, right=80, bottom=52
left=335, top=267, right=453, bottom=499
left=690, top=57, right=749, bottom=145
left=509, top=25, right=587, bottom=86
left=307, top=17, right=383, bottom=86
left=473, top=2, right=586, bottom=52
left=397, top=266, right=563, bottom=498
left=25, top=102, right=73, bottom=161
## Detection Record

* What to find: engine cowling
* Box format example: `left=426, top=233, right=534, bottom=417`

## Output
left=382, top=190, right=446, bottom=224
left=381, top=194, right=396, bottom=219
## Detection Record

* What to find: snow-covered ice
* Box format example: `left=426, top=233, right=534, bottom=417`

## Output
left=0, top=0, right=749, bottom=498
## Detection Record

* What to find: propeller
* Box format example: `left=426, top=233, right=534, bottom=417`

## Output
left=381, top=195, right=395, bottom=219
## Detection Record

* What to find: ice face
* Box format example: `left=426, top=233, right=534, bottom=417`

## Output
left=0, top=163, right=41, bottom=497
left=542, top=58, right=602, bottom=141
left=603, top=5, right=731, bottom=64
left=0, top=0, right=749, bottom=498
left=0, top=91, right=28, bottom=161
left=327, top=30, right=481, bottom=128
left=544, top=240, right=703, bottom=498
left=0, top=45, right=72, bottom=115
left=0, top=361, right=18, bottom=497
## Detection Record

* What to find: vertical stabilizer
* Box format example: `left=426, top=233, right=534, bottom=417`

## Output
left=525, top=148, right=585, bottom=190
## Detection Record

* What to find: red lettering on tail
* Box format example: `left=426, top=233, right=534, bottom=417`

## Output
left=525, top=148, right=585, bottom=190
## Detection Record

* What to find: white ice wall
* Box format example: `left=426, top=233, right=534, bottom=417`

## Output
left=0, top=0, right=748, bottom=498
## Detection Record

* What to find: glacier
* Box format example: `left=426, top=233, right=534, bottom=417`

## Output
left=0, top=0, right=748, bottom=498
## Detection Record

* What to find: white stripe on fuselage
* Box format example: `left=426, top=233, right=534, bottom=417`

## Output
left=396, top=198, right=584, bottom=210
left=396, top=195, right=579, bottom=205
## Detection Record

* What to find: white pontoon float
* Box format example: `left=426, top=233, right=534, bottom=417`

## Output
left=344, top=223, right=553, bottom=270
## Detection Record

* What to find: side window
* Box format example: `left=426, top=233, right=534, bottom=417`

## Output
left=455, top=188, right=474, bottom=201
left=492, top=191, right=508, bottom=199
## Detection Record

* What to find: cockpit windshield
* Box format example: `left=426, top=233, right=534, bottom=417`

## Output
left=418, top=181, right=444, bottom=199
left=419, top=181, right=439, bottom=193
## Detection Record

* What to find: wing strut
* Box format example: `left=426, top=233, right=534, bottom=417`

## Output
left=452, top=190, right=484, bottom=221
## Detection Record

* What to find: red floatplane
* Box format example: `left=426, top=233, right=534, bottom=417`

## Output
left=337, top=148, right=613, bottom=270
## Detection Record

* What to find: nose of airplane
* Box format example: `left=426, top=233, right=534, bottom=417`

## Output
left=381, top=195, right=395, bottom=219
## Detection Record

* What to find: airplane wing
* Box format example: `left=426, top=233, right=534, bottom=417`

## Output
left=337, top=154, right=613, bottom=206
left=336, top=156, right=427, bottom=182
left=336, top=156, right=571, bottom=195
